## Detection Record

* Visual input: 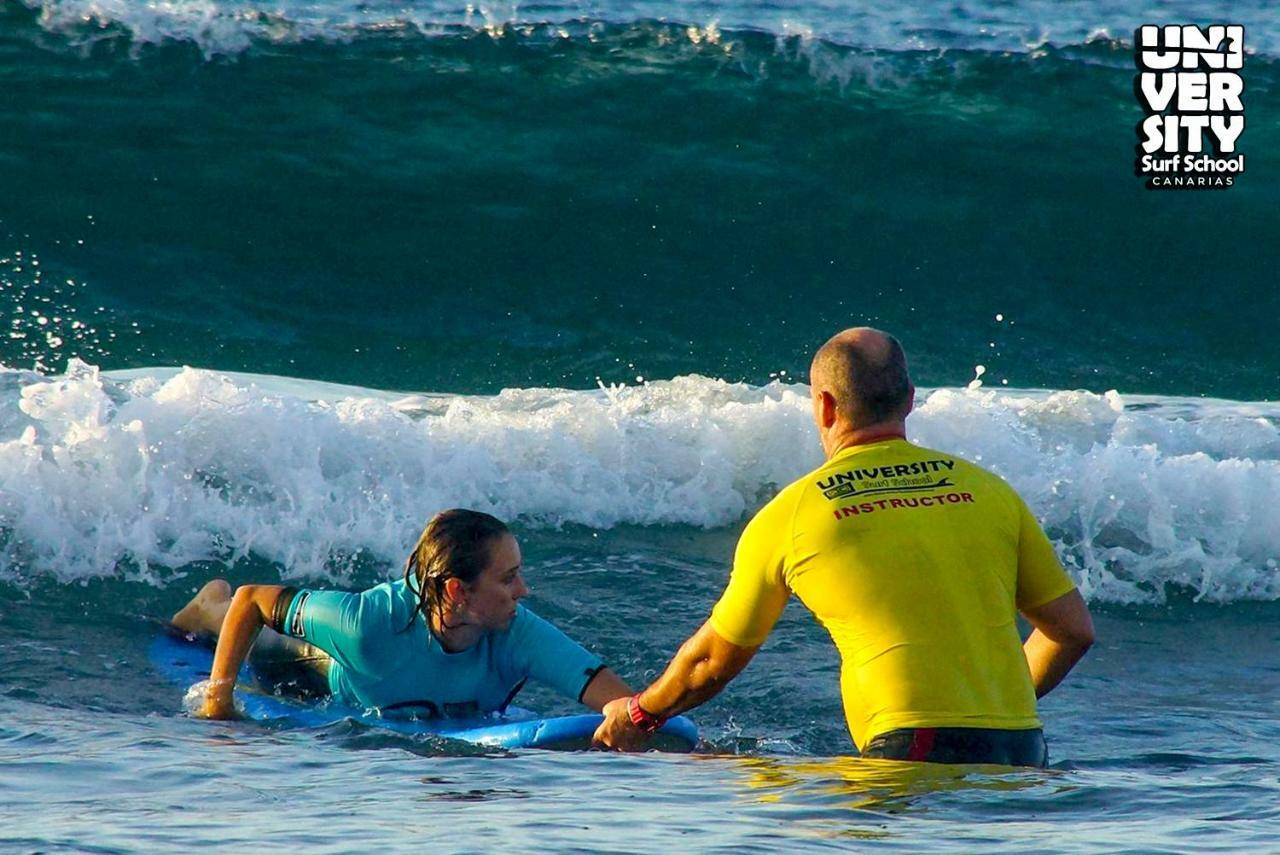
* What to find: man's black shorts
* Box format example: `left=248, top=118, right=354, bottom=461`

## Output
left=861, top=727, right=1048, bottom=767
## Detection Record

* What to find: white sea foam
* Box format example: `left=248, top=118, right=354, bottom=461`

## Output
left=1, top=360, right=1278, bottom=603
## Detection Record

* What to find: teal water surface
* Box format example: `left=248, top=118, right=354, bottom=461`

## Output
left=2, top=3, right=1278, bottom=398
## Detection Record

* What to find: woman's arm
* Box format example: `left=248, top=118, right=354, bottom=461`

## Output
left=201, top=584, right=288, bottom=719
left=578, top=667, right=633, bottom=711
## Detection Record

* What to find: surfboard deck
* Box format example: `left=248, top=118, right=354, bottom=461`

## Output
left=150, top=633, right=698, bottom=752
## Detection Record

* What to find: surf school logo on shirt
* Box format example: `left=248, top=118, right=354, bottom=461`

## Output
left=816, top=458, right=956, bottom=501
left=1134, top=25, right=1245, bottom=190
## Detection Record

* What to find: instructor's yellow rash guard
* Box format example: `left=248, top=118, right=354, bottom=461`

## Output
left=709, top=439, right=1076, bottom=750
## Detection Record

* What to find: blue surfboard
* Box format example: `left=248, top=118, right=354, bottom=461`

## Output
left=150, top=634, right=698, bottom=751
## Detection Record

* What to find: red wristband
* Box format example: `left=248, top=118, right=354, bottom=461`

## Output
left=627, top=694, right=667, bottom=733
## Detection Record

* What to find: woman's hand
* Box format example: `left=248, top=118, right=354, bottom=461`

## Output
left=187, top=679, right=240, bottom=720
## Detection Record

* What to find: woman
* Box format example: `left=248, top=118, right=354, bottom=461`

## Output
left=173, top=508, right=632, bottom=720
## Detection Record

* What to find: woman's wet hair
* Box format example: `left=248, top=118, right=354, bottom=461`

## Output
left=402, top=509, right=510, bottom=631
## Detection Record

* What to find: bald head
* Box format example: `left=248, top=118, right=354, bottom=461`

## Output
left=810, top=328, right=912, bottom=429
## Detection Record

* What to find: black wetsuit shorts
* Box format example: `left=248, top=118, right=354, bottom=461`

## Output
left=860, top=727, right=1048, bottom=767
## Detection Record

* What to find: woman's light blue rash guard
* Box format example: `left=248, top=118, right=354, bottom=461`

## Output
left=278, top=580, right=603, bottom=717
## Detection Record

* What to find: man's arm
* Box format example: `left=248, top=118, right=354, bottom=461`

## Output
left=1021, top=589, right=1095, bottom=698
left=591, top=620, right=759, bottom=750
left=201, top=584, right=288, bottom=719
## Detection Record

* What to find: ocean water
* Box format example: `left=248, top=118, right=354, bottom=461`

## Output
left=2, top=0, right=1279, bottom=850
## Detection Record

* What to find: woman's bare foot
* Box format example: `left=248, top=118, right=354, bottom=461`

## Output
left=171, top=579, right=233, bottom=637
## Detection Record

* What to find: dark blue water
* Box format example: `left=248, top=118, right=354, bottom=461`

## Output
left=2, top=0, right=1278, bottom=850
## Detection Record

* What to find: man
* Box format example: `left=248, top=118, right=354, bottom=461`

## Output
left=593, top=328, right=1094, bottom=765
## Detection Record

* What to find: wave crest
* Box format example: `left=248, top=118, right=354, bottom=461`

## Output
left=2, top=361, right=1279, bottom=604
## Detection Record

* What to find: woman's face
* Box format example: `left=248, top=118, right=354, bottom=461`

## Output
left=462, top=533, right=529, bottom=631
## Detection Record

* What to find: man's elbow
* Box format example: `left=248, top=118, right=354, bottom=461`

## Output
left=1063, top=617, right=1095, bottom=654
left=679, top=641, right=745, bottom=688
left=1025, top=590, right=1096, bottom=654
left=680, top=644, right=726, bottom=689
left=700, top=641, right=757, bottom=686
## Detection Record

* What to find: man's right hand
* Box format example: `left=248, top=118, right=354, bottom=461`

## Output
left=591, top=697, right=653, bottom=752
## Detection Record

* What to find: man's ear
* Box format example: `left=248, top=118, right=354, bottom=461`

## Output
left=818, top=389, right=839, bottom=429
left=904, top=383, right=916, bottom=418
